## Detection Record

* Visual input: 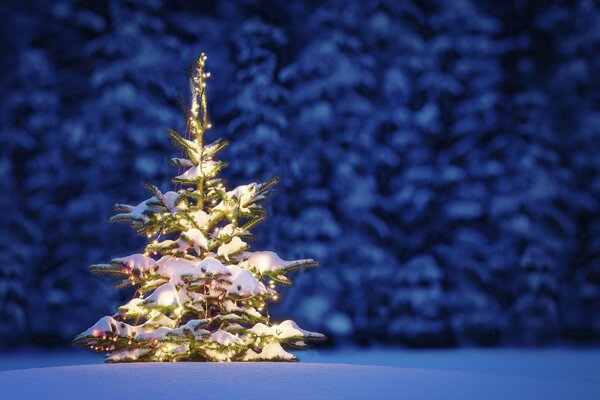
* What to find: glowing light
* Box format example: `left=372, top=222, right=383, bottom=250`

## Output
left=157, top=289, right=176, bottom=306
left=253, top=254, right=272, bottom=273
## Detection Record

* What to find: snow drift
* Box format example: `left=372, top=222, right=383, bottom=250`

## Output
left=0, top=362, right=597, bottom=400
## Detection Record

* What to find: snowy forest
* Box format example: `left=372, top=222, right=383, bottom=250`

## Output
left=1, top=0, right=599, bottom=348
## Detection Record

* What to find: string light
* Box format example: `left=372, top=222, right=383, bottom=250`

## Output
left=75, top=52, right=324, bottom=363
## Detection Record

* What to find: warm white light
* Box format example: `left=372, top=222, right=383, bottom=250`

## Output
left=157, top=289, right=176, bottom=306
left=253, top=254, right=271, bottom=272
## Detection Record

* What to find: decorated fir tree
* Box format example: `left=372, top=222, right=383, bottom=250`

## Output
left=74, top=54, right=324, bottom=362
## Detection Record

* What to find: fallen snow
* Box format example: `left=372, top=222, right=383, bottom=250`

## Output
left=189, top=209, right=210, bottom=227
left=156, top=191, right=181, bottom=211
left=175, top=160, right=219, bottom=181
left=180, top=228, right=208, bottom=251
left=0, top=362, right=598, bottom=400
left=217, top=236, right=247, bottom=260
left=243, top=342, right=295, bottom=361
left=112, top=254, right=157, bottom=273
left=76, top=316, right=141, bottom=339
left=196, top=257, right=230, bottom=276
left=226, top=265, right=269, bottom=296
left=247, top=320, right=325, bottom=341
left=210, top=330, right=244, bottom=346
left=240, top=251, right=315, bottom=274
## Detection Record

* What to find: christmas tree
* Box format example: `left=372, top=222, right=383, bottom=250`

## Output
left=74, top=54, right=324, bottom=362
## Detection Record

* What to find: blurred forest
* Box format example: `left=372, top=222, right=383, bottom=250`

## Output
left=1, top=0, right=599, bottom=348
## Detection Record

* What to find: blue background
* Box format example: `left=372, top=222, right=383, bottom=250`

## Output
left=1, top=0, right=599, bottom=348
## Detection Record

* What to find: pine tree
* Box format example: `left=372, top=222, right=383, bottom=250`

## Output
left=40, top=0, right=185, bottom=343
left=0, top=0, right=64, bottom=344
left=278, top=0, right=382, bottom=340
left=224, top=15, right=289, bottom=254
left=74, top=54, right=324, bottom=362
left=423, top=0, right=507, bottom=345
left=535, top=0, right=600, bottom=340
left=492, top=1, right=576, bottom=343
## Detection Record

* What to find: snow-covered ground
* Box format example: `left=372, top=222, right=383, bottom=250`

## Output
left=0, top=347, right=599, bottom=399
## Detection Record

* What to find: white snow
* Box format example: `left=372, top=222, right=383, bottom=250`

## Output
left=77, top=316, right=141, bottom=339
left=204, top=138, right=225, bottom=156
left=1, top=361, right=598, bottom=400
left=272, top=320, right=326, bottom=340
left=197, top=257, right=229, bottom=276
left=216, top=223, right=244, bottom=239
left=112, top=197, right=157, bottom=223
left=155, top=256, right=196, bottom=279
left=136, top=326, right=174, bottom=341
left=226, top=265, right=269, bottom=296
left=243, top=342, right=295, bottom=361
left=210, top=330, right=243, bottom=346
left=213, top=183, right=259, bottom=213
left=144, top=314, right=176, bottom=329
left=228, top=183, right=258, bottom=204
left=158, top=191, right=181, bottom=211
left=247, top=323, right=274, bottom=336
left=217, top=236, right=247, bottom=260
left=175, top=160, right=220, bottom=181
left=117, top=298, right=146, bottom=316
left=105, top=349, right=150, bottom=363
left=112, top=254, right=157, bottom=273
left=245, top=321, right=324, bottom=341
left=180, top=228, right=208, bottom=252
left=169, top=319, right=209, bottom=336
left=190, top=209, right=210, bottom=228
left=143, top=283, right=181, bottom=307
left=240, top=251, right=316, bottom=274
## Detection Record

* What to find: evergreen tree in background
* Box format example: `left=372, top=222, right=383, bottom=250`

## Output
left=536, top=0, right=600, bottom=340
left=360, top=1, right=446, bottom=343
left=74, top=54, right=324, bottom=362
left=279, top=0, right=382, bottom=339
left=35, top=0, right=187, bottom=343
left=1, top=0, right=600, bottom=347
left=0, top=2, right=63, bottom=344
left=495, top=0, right=575, bottom=343
left=225, top=14, right=288, bottom=253
left=424, top=0, right=507, bottom=345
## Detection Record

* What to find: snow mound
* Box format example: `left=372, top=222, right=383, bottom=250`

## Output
left=0, top=363, right=597, bottom=400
